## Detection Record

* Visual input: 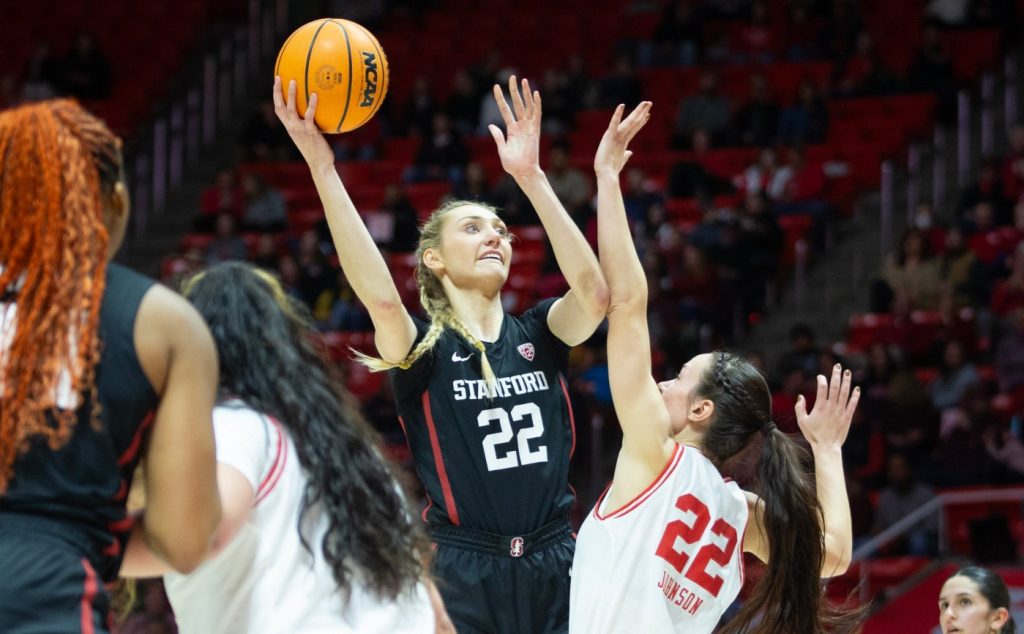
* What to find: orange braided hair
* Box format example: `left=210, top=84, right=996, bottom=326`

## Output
left=0, top=99, right=122, bottom=493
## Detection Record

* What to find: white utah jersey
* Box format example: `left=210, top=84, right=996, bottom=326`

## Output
left=164, top=403, right=434, bottom=634
left=570, top=443, right=749, bottom=634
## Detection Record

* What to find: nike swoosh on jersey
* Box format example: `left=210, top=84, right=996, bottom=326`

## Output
left=451, top=351, right=472, bottom=362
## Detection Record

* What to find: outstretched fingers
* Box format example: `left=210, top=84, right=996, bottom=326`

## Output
left=492, top=83, right=516, bottom=127
left=509, top=75, right=528, bottom=122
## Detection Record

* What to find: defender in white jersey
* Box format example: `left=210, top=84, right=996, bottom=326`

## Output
left=572, top=103, right=863, bottom=634
left=121, top=263, right=448, bottom=633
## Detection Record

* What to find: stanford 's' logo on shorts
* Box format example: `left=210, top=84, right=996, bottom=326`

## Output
left=510, top=536, right=524, bottom=558
left=517, top=343, right=535, bottom=361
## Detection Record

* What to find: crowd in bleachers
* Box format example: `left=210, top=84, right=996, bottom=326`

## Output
left=158, top=0, right=1024, bottom=573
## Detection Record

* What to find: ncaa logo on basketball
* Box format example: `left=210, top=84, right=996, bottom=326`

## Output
left=360, top=51, right=378, bottom=107
left=517, top=343, right=535, bottom=361
left=510, top=537, right=524, bottom=558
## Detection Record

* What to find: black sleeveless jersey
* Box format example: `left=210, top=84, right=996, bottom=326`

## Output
left=390, top=298, right=577, bottom=535
left=1, top=263, right=159, bottom=582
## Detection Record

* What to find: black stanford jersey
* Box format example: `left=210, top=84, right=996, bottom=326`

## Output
left=390, top=298, right=575, bottom=535
left=1, top=263, right=158, bottom=582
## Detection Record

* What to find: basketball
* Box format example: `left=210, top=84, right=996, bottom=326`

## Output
left=274, top=19, right=389, bottom=134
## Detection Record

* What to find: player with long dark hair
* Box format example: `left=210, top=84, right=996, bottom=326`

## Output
left=939, top=565, right=1016, bottom=634
left=569, top=101, right=862, bottom=633
left=0, top=99, right=221, bottom=632
left=122, top=262, right=442, bottom=632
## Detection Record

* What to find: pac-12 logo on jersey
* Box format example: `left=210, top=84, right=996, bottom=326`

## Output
left=510, top=536, right=524, bottom=558
left=517, top=343, right=535, bottom=361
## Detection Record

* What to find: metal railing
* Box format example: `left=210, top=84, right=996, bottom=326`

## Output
left=126, top=0, right=289, bottom=239
left=849, top=487, right=1024, bottom=605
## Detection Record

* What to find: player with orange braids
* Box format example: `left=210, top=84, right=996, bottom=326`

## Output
left=0, top=99, right=221, bottom=633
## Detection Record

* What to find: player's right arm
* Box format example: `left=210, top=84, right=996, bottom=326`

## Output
left=132, top=285, right=221, bottom=574
left=274, top=77, right=416, bottom=363
left=593, top=103, right=676, bottom=483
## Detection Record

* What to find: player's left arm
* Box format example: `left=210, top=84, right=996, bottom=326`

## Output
left=488, top=76, right=609, bottom=345
left=743, top=366, right=861, bottom=577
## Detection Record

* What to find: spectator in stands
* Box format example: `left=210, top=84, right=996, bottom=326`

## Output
left=958, top=157, right=1009, bottom=224
left=739, top=147, right=790, bottom=200
left=240, top=172, right=287, bottom=233
left=196, top=168, right=244, bottom=231
left=404, top=75, right=438, bottom=138
left=832, top=32, right=898, bottom=97
left=621, top=168, right=664, bottom=226
left=240, top=100, right=292, bottom=161
left=783, top=2, right=824, bottom=61
left=596, top=55, right=643, bottom=110
left=873, top=452, right=939, bottom=556
left=20, top=43, right=62, bottom=102
left=879, top=228, right=943, bottom=311
left=860, top=342, right=936, bottom=459
left=734, top=0, right=777, bottom=63
left=983, top=422, right=1024, bottom=483
left=966, top=201, right=1000, bottom=240
left=991, top=243, right=1024, bottom=318
left=407, top=112, right=468, bottom=184
left=644, top=0, right=703, bottom=67
left=251, top=233, right=280, bottom=270
left=738, top=192, right=784, bottom=311
left=476, top=68, right=516, bottom=136
left=546, top=141, right=591, bottom=216
left=276, top=254, right=303, bottom=302
left=775, top=146, right=829, bottom=217
left=777, top=322, right=821, bottom=377
left=939, top=228, right=987, bottom=308
left=315, top=269, right=372, bottom=331
left=668, top=128, right=735, bottom=197
left=844, top=405, right=886, bottom=487
left=909, top=21, right=957, bottom=124
left=205, top=213, right=248, bottom=265
left=538, top=68, right=577, bottom=135
left=673, top=70, right=732, bottom=148
left=61, top=32, right=112, bottom=100
left=938, top=566, right=1017, bottom=634
left=996, top=307, right=1024, bottom=393
left=450, top=162, right=496, bottom=208
left=373, top=183, right=419, bottom=253
left=778, top=80, right=829, bottom=145
left=930, top=339, right=981, bottom=411
left=444, top=70, right=479, bottom=136
left=296, top=229, right=332, bottom=307
left=735, top=73, right=780, bottom=147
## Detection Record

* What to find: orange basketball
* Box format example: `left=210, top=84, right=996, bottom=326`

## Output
left=274, top=18, right=389, bottom=134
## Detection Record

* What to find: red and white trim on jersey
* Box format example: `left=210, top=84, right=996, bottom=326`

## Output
left=117, top=409, right=155, bottom=467
left=422, top=391, right=460, bottom=525
left=593, top=444, right=684, bottom=520
left=79, top=558, right=98, bottom=634
left=558, top=377, right=577, bottom=458
left=255, top=416, right=287, bottom=505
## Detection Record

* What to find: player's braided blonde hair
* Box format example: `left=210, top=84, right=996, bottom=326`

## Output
left=354, top=199, right=501, bottom=393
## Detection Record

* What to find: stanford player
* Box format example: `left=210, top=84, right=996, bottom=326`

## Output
left=275, top=75, right=609, bottom=633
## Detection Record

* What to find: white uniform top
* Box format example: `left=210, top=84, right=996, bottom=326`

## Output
left=570, top=443, right=749, bottom=634
left=164, top=403, right=434, bottom=634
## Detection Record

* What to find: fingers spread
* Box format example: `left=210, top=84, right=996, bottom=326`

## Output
left=305, top=93, right=318, bottom=130
left=287, top=79, right=298, bottom=114
left=493, top=84, right=515, bottom=126
left=487, top=124, right=505, bottom=148
left=509, top=75, right=527, bottom=121
left=272, top=76, right=284, bottom=110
